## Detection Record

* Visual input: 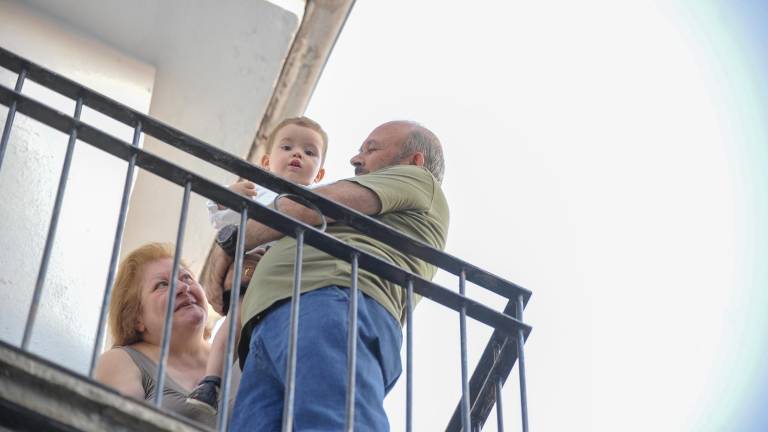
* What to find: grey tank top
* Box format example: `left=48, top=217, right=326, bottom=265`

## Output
left=120, top=346, right=215, bottom=428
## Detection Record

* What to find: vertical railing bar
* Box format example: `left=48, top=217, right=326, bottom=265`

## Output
left=154, top=180, right=192, bottom=408
left=406, top=278, right=414, bottom=432
left=0, top=67, right=28, bottom=172
left=21, top=95, right=83, bottom=350
left=495, top=376, right=505, bottom=432
left=344, top=252, right=360, bottom=432
left=217, top=207, right=248, bottom=431
left=459, top=270, right=471, bottom=432
left=281, top=228, right=304, bottom=432
left=88, top=121, right=142, bottom=377
left=516, top=294, right=529, bottom=432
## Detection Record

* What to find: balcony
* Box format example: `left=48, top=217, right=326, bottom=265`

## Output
left=0, top=45, right=531, bottom=431
left=0, top=2, right=532, bottom=431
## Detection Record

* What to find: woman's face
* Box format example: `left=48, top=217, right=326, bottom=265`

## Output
left=136, top=257, right=208, bottom=340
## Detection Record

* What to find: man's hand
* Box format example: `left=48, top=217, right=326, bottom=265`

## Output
left=224, top=247, right=268, bottom=291
left=204, top=245, right=234, bottom=314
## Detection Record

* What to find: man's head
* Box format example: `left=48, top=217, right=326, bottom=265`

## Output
left=350, top=121, right=444, bottom=183
left=261, top=117, right=328, bottom=186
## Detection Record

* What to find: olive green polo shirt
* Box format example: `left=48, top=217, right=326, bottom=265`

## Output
left=240, top=164, right=449, bottom=330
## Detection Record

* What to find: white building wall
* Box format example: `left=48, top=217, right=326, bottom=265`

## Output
left=0, top=1, right=155, bottom=374
left=117, top=1, right=299, bottom=272
left=14, top=0, right=302, bottom=274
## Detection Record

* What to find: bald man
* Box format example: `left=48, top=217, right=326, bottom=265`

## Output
left=208, top=121, right=449, bottom=431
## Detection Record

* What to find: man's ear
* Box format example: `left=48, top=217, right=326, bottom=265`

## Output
left=260, top=154, right=271, bottom=169
left=411, top=152, right=425, bottom=167
left=135, top=320, right=145, bottom=334
left=313, top=167, right=326, bottom=183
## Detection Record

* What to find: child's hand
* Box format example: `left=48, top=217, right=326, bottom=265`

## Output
left=229, top=179, right=258, bottom=198
left=217, top=180, right=258, bottom=210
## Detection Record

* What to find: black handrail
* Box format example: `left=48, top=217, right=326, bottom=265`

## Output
left=0, top=82, right=531, bottom=338
left=0, top=46, right=531, bottom=307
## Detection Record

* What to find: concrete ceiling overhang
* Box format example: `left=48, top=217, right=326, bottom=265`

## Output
left=15, top=0, right=355, bottom=273
left=18, top=0, right=355, bottom=158
left=17, top=0, right=304, bottom=68
left=18, top=0, right=306, bottom=157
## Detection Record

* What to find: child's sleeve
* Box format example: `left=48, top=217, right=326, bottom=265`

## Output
left=209, top=187, right=274, bottom=230
left=207, top=200, right=242, bottom=230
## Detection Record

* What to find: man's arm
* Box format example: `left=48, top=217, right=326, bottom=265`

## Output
left=243, top=180, right=381, bottom=249
left=205, top=180, right=380, bottom=314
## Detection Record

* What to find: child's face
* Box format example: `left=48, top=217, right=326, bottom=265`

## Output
left=261, top=124, right=325, bottom=186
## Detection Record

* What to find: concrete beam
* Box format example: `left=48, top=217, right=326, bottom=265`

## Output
left=246, top=0, right=356, bottom=163
left=200, top=0, right=355, bottom=285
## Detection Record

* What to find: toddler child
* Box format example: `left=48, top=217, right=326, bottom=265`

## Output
left=187, top=116, right=329, bottom=413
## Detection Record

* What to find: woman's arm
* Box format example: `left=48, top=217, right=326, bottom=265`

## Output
left=94, top=348, right=144, bottom=400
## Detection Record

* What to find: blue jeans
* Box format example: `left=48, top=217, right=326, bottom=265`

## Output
left=231, top=286, right=403, bottom=431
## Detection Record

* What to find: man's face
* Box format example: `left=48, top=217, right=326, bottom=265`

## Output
left=350, top=122, right=412, bottom=176
left=262, top=124, right=325, bottom=185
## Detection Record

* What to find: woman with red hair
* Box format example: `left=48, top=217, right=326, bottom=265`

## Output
left=94, top=242, right=215, bottom=427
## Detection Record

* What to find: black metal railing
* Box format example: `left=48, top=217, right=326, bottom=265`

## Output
left=0, top=46, right=532, bottom=431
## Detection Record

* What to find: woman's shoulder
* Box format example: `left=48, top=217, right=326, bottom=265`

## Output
left=97, top=346, right=139, bottom=368
left=94, top=346, right=145, bottom=399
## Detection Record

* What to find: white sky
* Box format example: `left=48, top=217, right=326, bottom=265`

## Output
left=305, top=1, right=762, bottom=431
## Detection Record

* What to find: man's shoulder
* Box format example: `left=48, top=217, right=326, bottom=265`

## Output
left=347, top=164, right=438, bottom=188
left=378, top=164, right=433, bottom=178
